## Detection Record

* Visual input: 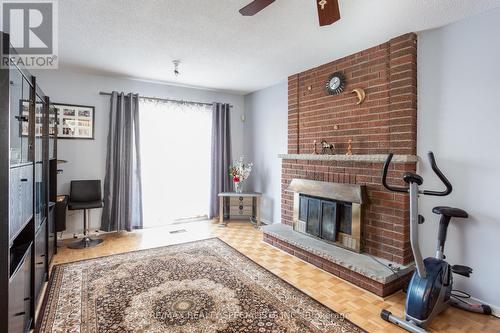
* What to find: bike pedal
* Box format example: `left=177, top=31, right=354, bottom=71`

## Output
left=452, top=264, right=473, bottom=277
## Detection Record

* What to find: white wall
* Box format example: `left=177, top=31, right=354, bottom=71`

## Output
left=417, top=7, right=500, bottom=311
left=32, top=70, right=245, bottom=235
left=243, top=81, right=288, bottom=224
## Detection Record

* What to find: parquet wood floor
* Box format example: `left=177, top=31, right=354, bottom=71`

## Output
left=50, top=221, right=500, bottom=333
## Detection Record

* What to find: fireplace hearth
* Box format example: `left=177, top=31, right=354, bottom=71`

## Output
left=261, top=223, right=414, bottom=297
left=288, top=179, right=365, bottom=252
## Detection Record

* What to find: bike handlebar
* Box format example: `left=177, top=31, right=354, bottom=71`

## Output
left=381, top=152, right=453, bottom=196
left=382, top=153, right=408, bottom=193
left=423, top=152, right=453, bottom=196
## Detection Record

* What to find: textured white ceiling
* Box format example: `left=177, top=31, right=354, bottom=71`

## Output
left=58, top=0, right=500, bottom=94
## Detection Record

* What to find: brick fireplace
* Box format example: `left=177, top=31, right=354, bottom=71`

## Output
left=262, top=33, right=418, bottom=296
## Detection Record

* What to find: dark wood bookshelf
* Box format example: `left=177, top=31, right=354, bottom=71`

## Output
left=0, top=32, right=57, bottom=333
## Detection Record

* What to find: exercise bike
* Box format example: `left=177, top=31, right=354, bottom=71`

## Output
left=380, top=152, right=491, bottom=333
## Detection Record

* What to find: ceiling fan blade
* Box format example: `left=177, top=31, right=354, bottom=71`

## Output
left=316, top=0, right=341, bottom=26
left=239, top=0, right=276, bottom=16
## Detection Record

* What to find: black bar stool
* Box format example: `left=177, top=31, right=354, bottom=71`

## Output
left=67, top=180, right=104, bottom=249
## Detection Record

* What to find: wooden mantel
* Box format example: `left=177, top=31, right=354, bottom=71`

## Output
left=278, top=154, right=418, bottom=163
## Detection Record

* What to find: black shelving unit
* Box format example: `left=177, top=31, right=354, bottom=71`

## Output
left=0, top=32, right=57, bottom=333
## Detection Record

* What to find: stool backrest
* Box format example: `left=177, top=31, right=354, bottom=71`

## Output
left=70, top=180, right=102, bottom=203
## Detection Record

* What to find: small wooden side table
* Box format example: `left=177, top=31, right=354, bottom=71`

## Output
left=218, top=192, right=262, bottom=228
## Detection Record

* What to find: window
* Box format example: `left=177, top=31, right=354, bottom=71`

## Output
left=139, top=99, right=212, bottom=228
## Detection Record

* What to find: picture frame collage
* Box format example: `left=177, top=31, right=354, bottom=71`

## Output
left=21, top=102, right=95, bottom=140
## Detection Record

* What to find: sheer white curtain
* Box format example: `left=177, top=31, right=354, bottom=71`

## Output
left=139, top=98, right=212, bottom=228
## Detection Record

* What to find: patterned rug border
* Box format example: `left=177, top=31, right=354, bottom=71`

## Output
left=36, top=236, right=367, bottom=333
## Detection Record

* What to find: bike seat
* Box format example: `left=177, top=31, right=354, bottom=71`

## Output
left=432, top=206, right=468, bottom=219
left=403, top=172, right=423, bottom=185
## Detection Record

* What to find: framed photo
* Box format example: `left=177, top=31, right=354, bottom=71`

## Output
left=53, top=103, right=95, bottom=140
left=22, top=102, right=95, bottom=140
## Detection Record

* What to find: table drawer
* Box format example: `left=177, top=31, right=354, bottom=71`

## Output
left=229, top=197, right=253, bottom=206
left=229, top=206, right=253, bottom=216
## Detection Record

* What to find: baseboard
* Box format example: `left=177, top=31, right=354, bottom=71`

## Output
left=469, top=296, right=500, bottom=318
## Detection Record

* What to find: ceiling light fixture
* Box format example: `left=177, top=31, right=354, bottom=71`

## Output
left=173, top=60, right=181, bottom=76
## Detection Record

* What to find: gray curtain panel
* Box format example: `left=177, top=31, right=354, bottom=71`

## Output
left=101, top=92, right=144, bottom=232
left=209, top=103, right=232, bottom=219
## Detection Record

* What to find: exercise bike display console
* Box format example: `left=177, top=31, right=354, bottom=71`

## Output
left=380, top=152, right=491, bottom=333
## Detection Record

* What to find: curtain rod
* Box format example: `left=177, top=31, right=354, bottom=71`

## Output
left=99, top=92, right=233, bottom=108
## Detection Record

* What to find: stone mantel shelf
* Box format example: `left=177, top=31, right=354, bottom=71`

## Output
left=278, top=153, right=418, bottom=163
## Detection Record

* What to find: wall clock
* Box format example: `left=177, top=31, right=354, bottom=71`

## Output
left=325, top=72, right=346, bottom=95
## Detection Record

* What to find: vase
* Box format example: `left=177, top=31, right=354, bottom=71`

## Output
left=234, top=181, right=243, bottom=193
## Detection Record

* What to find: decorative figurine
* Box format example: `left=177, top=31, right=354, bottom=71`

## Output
left=312, top=140, right=318, bottom=154
left=346, top=139, right=353, bottom=155
left=320, top=140, right=335, bottom=155
left=352, top=88, right=366, bottom=105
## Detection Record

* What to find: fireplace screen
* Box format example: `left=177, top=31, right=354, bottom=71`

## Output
left=338, top=203, right=352, bottom=235
left=305, top=198, right=321, bottom=237
left=321, top=201, right=337, bottom=242
left=299, top=195, right=351, bottom=244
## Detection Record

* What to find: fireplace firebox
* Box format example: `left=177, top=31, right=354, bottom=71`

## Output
left=297, top=194, right=353, bottom=245
left=289, top=179, right=366, bottom=252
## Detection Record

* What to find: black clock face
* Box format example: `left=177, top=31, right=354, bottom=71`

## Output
left=326, top=72, right=346, bottom=95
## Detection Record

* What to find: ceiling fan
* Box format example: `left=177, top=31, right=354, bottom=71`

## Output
left=239, top=0, right=341, bottom=26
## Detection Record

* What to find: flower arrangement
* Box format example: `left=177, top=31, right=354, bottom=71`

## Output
left=229, top=156, right=253, bottom=193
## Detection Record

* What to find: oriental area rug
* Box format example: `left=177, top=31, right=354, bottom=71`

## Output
left=37, top=238, right=365, bottom=333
